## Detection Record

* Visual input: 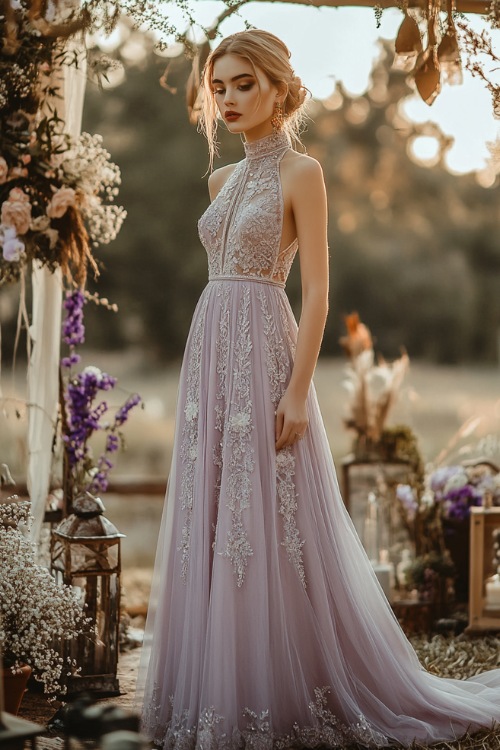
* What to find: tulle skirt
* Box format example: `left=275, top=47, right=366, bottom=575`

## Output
left=135, top=278, right=500, bottom=749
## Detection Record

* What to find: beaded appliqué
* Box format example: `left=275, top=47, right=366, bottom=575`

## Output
left=198, top=131, right=299, bottom=286
left=217, top=285, right=254, bottom=587
left=212, top=284, right=231, bottom=552
left=178, top=293, right=209, bottom=583
left=258, top=288, right=307, bottom=590
left=141, top=684, right=389, bottom=750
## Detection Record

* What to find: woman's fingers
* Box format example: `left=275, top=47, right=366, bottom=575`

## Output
left=275, top=419, right=308, bottom=450
left=275, top=410, right=285, bottom=443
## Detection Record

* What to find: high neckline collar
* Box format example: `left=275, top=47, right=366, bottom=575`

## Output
left=243, top=130, right=291, bottom=160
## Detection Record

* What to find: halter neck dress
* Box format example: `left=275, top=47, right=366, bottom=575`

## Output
left=136, top=130, right=500, bottom=749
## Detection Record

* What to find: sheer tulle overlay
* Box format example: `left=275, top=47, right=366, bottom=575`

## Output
left=135, top=132, right=500, bottom=749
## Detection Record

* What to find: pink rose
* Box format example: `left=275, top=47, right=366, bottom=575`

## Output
left=47, top=187, right=76, bottom=219
left=1, top=195, right=32, bottom=235
left=8, top=167, right=28, bottom=179
left=8, top=187, right=30, bottom=203
left=0, top=157, right=8, bottom=184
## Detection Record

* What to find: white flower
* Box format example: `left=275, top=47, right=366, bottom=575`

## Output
left=82, top=365, right=102, bottom=378
left=229, top=411, right=251, bottom=431
left=185, top=401, right=198, bottom=422
left=30, top=215, right=50, bottom=232
left=1, top=225, right=17, bottom=244
left=443, top=470, right=469, bottom=494
left=0, top=500, right=89, bottom=697
left=3, top=235, right=25, bottom=262
left=44, top=0, right=80, bottom=23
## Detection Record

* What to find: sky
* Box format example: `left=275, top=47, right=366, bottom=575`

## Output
left=110, top=2, right=500, bottom=178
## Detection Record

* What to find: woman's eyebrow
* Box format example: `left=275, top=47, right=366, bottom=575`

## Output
left=211, top=73, right=255, bottom=84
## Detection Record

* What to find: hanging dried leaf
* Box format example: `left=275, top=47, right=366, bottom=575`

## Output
left=438, top=32, right=463, bottom=85
left=438, top=30, right=461, bottom=63
left=438, top=0, right=463, bottom=85
left=414, top=48, right=441, bottom=105
left=395, top=12, right=423, bottom=55
left=393, top=11, right=423, bottom=71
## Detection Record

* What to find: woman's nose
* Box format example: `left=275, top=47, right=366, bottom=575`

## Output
left=224, top=88, right=235, bottom=106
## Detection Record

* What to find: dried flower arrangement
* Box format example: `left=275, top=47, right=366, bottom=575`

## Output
left=59, top=289, right=142, bottom=505
left=0, top=1, right=127, bottom=288
left=339, top=312, right=410, bottom=457
left=0, top=497, right=90, bottom=697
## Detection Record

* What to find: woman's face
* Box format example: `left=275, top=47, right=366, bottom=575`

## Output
left=211, top=53, right=280, bottom=140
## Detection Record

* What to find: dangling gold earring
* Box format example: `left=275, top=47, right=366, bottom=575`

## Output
left=271, top=101, right=284, bottom=134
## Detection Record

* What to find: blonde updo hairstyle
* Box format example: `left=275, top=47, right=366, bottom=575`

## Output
left=199, top=30, right=310, bottom=170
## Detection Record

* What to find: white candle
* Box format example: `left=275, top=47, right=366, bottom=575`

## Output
left=372, top=562, right=392, bottom=600
left=485, top=575, right=500, bottom=608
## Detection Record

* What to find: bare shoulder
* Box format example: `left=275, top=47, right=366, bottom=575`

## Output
left=281, top=150, right=325, bottom=188
left=208, top=163, right=238, bottom=201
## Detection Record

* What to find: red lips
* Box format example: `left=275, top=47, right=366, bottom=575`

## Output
left=225, top=111, right=242, bottom=121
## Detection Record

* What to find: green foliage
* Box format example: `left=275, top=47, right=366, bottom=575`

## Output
left=404, top=550, right=455, bottom=588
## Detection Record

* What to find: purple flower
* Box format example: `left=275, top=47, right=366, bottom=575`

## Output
left=115, top=393, right=142, bottom=426
left=430, top=466, right=462, bottom=494
left=397, top=484, right=418, bottom=515
left=62, top=289, right=86, bottom=348
left=60, top=291, right=142, bottom=496
left=106, top=434, right=120, bottom=453
left=64, top=369, right=117, bottom=467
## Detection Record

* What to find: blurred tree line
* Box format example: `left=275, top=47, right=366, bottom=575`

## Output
left=2, top=32, right=500, bottom=364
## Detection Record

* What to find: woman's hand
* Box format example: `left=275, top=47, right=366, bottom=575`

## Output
left=275, top=389, right=309, bottom=451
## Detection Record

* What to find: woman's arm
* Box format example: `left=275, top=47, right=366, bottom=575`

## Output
left=275, top=156, right=329, bottom=450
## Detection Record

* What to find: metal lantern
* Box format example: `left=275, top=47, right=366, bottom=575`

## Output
left=466, top=506, right=500, bottom=635
left=50, top=492, right=125, bottom=695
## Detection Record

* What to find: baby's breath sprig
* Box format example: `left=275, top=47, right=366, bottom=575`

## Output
left=0, top=499, right=91, bottom=698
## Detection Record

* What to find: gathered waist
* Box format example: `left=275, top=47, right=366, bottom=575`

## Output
left=208, top=274, right=286, bottom=289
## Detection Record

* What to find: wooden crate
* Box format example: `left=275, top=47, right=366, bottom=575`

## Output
left=466, top=507, right=500, bottom=634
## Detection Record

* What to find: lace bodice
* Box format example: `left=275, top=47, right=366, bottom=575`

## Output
left=198, top=131, right=299, bottom=286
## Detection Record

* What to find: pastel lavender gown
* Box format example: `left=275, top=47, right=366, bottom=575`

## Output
left=136, top=131, right=500, bottom=749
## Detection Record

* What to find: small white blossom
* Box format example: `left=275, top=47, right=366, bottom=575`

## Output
left=0, top=501, right=90, bottom=698
left=82, top=365, right=102, bottom=378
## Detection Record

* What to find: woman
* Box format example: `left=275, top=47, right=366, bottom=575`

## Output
left=136, top=29, right=500, bottom=749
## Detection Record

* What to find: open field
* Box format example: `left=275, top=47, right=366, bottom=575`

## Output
left=6, top=355, right=500, bottom=749
left=1, top=355, right=499, bottom=570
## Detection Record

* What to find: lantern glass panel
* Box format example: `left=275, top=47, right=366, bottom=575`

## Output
left=69, top=540, right=120, bottom=575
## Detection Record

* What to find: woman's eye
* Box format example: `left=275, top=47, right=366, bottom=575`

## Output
left=213, top=89, right=224, bottom=95
left=239, top=83, right=253, bottom=91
